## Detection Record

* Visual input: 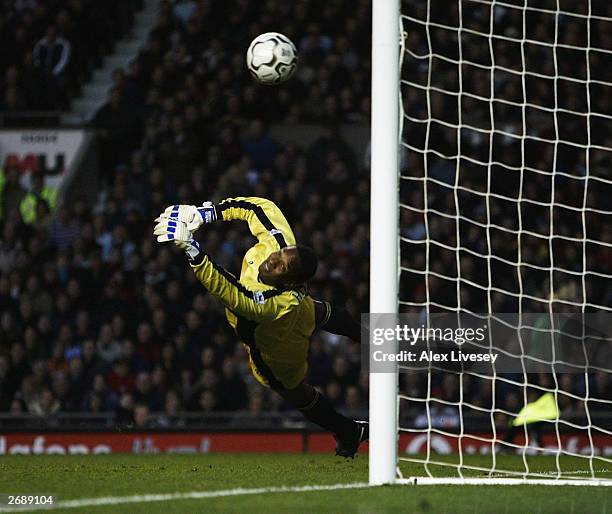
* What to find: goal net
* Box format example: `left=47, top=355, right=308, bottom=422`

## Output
left=396, top=0, right=612, bottom=484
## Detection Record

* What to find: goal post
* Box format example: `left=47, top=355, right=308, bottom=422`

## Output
left=369, top=0, right=612, bottom=486
left=369, top=0, right=400, bottom=485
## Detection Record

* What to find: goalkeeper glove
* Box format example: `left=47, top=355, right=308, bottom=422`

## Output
left=153, top=218, right=202, bottom=260
left=155, top=202, right=217, bottom=232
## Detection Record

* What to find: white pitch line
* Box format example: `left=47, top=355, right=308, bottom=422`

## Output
left=0, top=483, right=373, bottom=512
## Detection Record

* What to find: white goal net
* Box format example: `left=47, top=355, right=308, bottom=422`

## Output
left=397, top=0, right=612, bottom=484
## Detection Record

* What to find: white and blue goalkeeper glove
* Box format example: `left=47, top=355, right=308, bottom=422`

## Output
left=155, top=202, right=217, bottom=232
left=153, top=218, right=202, bottom=260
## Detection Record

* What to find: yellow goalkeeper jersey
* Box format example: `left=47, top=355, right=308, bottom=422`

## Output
left=190, top=197, right=316, bottom=390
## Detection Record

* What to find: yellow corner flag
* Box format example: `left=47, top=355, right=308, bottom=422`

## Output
left=512, top=393, right=559, bottom=427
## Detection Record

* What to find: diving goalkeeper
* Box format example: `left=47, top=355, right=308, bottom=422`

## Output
left=153, top=197, right=367, bottom=457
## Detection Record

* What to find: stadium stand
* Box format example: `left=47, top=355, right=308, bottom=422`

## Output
left=0, top=0, right=372, bottom=428
left=0, top=0, right=609, bottom=436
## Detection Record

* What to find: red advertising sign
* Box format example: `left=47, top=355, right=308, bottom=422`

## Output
left=0, top=433, right=303, bottom=455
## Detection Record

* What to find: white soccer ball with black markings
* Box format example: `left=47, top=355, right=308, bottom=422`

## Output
left=246, top=32, right=297, bottom=85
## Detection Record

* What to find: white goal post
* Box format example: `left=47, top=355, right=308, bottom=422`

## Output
left=370, top=0, right=612, bottom=486
left=369, top=0, right=400, bottom=486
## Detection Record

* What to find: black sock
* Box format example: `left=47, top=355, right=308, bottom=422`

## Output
left=298, top=390, right=356, bottom=438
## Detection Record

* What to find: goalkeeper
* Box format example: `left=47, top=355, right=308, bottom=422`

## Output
left=153, top=197, right=367, bottom=457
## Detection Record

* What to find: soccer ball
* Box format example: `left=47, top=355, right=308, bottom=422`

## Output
left=246, top=32, right=297, bottom=85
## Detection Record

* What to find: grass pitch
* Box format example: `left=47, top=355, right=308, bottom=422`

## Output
left=0, top=453, right=610, bottom=513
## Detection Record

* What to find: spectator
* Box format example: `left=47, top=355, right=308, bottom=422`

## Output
left=307, top=336, right=333, bottom=387
left=218, top=359, right=246, bottom=411
left=32, top=25, right=71, bottom=108
left=241, top=120, right=277, bottom=171
left=157, top=389, right=185, bottom=427
left=115, top=392, right=134, bottom=426
left=5, top=344, right=31, bottom=405
left=173, top=0, right=197, bottom=24
left=0, top=165, right=26, bottom=221
left=344, top=385, right=362, bottom=412
left=96, top=323, right=121, bottom=363
left=107, top=359, right=135, bottom=395
left=86, top=392, right=105, bottom=413
left=133, top=403, right=154, bottom=428
left=48, top=206, right=80, bottom=250
left=247, top=390, right=266, bottom=416
left=28, top=387, right=60, bottom=416
left=19, top=172, right=57, bottom=225
left=14, top=0, right=38, bottom=13
left=88, top=374, right=118, bottom=412
left=325, top=381, right=343, bottom=408
left=197, top=390, right=217, bottom=412
left=67, top=357, right=87, bottom=409
left=306, top=125, right=356, bottom=185
left=133, top=371, right=164, bottom=411
left=10, top=398, right=27, bottom=414
left=0, top=356, right=12, bottom=410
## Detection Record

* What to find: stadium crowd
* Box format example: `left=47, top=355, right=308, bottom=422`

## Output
left=0, top=0, right=141, bottom=111
left=0, top=0, right=610, bottom=434
left=0, top=0, right=371, bottom=427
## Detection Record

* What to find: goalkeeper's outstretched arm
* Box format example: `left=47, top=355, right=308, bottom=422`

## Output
left=157, top=197, right=296, bottom=249
left=214, top=197, right=296, bottom=249
left=189, top=251, right=284, bottom=322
